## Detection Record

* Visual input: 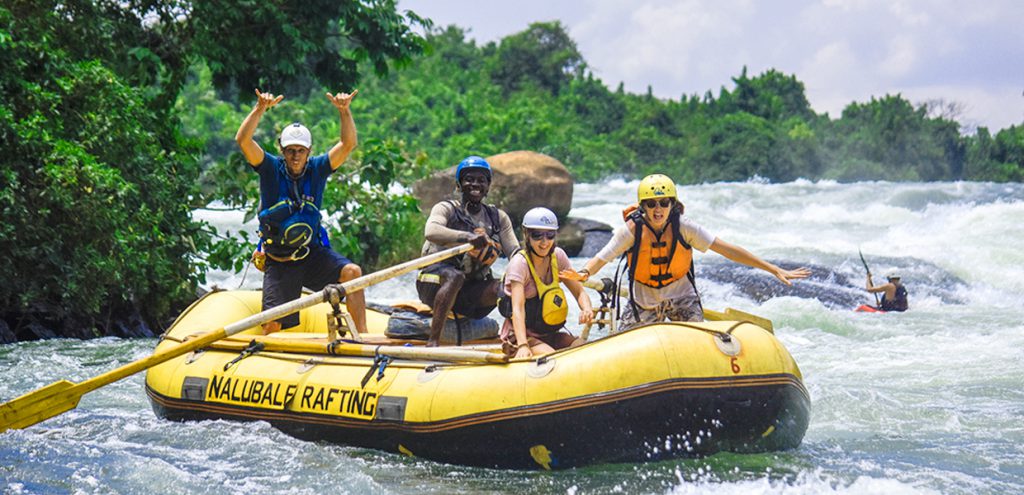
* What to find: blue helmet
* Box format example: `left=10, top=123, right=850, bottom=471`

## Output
left=455, top=156, right=492, bottom=183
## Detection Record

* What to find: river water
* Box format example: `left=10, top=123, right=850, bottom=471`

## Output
left=2, top=180, right=1023, bottom=494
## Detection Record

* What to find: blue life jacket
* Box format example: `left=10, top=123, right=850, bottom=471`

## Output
left=257, top=168, right=329, bottom=260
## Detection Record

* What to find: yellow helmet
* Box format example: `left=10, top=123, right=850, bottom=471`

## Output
left=637, top=174, right=677, bottom=202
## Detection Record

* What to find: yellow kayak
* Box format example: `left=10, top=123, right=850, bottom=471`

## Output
left=145, top=290, right=809, bottom=469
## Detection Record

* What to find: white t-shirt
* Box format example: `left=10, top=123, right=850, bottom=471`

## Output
left=594, top=215, right=715, bottom=309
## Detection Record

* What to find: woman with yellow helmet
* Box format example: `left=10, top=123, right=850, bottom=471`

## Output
left=565, top=174, right=810, bottom=328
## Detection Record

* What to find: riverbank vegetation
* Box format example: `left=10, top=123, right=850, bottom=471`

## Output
left=2, top=4, right=1021, bottom=339
left=0, top=1, right=428, bottom=339
left=355, top=22, right=1023, bottom=184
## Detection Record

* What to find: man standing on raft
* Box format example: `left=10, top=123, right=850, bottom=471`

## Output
left=235, top=88, right=367, bottom=335
left=564, top=174, right=810, bottom=329
left=416, top=156, right=519, bottom=347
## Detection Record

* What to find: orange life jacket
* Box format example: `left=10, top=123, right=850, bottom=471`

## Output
left=625, top=208, right=694, bottom=289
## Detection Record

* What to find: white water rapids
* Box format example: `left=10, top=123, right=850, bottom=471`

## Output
left=2, top=179, right=1022, bottom=494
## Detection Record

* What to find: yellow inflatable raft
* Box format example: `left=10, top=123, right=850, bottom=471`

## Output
left=145, top=290, right=809, bottom=469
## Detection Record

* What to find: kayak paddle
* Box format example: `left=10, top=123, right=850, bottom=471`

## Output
left=858, top=248, right=881, bottom=307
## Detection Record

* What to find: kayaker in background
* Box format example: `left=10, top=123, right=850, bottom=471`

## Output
left=416, top=156, right=520, bottom=347
left=498, top=208, right=594, bottom=358
left=235, top=88, right=367, bottom=335
left=563, top=174, right=810, bottom=329
left=866, top=273, right=909, bottom=312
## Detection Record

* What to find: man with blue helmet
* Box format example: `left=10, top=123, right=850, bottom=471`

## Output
left=235, top=88, right=367, bottom=335
left=417, top=156, right=519, bottom=347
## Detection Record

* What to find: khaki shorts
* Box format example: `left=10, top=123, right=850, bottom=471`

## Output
left=620, top=294, right=703, bottom=330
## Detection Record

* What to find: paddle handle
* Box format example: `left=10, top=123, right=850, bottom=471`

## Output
left=222, top=243, right=473, bottom=336
left=582, top=277, right=628, bottom=298
left=858, top=248, right=881, bottom=307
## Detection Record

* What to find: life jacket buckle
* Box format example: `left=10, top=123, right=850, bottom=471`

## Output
left=287, top=245, right=310, bottom=261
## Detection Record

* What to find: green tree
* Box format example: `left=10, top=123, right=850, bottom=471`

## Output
left=714, top=67, right=815, bottom=122
left=0, top=0, right=428, bottom=337
left=698, top=112, right=779, bottom=182
left=826, top=94, right=968, bottom=181
left=965, top=126, right=1024, bottom=181
left=489, top=21, right=585, bottom=95
left=0, top=8, right=199, bottom=328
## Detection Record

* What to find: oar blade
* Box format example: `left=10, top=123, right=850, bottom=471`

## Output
left=0, top=380, right=82, bottom=432
left=0, top=243, right=475, bottom=431
left=724, top=308, right=774, bottom=333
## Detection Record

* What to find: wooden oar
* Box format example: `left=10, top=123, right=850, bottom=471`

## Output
left=212, top=334, right=507, bottom=364
left=0, top=243, right=473, bottom=432
left=580, top=277, right=627, bottom=298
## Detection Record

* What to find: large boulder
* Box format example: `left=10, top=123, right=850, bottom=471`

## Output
left=412, top=151, right=573, bottom=226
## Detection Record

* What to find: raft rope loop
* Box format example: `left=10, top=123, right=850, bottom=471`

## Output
left=324, top=284, right=361, bottom=343
left=611, top=256, right=631, bottom=334
left=237, top=258, right=253, bottom=289
left=223, top=340, right=265, bottom=371
left=663, top=321, right=745, bottom=341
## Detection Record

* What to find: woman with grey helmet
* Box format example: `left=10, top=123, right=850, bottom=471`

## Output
left=498, top=207, right=594, bottom=358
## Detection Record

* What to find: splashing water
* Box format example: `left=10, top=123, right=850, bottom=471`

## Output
left=2, top=180, right=1022, bottom=494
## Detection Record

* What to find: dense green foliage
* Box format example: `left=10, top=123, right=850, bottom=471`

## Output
left=0, top=0, right=427, bottom=334
left=342, top=23, right=1024, bottom=184
left=0, top=5, right=199, bottom=325
left=3, top=3, right=1022, bottom=339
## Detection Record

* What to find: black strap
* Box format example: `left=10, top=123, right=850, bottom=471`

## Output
left=360, top=349, right=393, bottom=388
left=223, top=340, right=265, bottom=371
left=626, top=216, right=643, bottom=318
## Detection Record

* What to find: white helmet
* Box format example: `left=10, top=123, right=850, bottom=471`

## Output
left=280, top=122, right=312, bottom=149
left=522, top=207, right=558, bottom=230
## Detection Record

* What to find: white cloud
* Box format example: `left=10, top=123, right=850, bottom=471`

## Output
left=879, top=35, right=918, bottom=78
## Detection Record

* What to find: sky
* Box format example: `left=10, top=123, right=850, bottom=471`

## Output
left=399, top=0, right=1023, bottom=132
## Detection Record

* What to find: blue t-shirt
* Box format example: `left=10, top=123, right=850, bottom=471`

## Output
left=254, top=152, right=334, bottom=210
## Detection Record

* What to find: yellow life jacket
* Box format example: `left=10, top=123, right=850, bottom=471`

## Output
left=523, top=251, right=569, bottom=333
left=626, top=210, right=694, bottom=289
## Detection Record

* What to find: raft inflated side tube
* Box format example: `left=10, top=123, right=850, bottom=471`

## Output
left=146, top=310, right=809, bottom=469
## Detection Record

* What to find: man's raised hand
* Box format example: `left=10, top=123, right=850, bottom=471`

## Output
left=326, top=89, right=359, bottom=111
left=254, top=89, right=283, bottom=111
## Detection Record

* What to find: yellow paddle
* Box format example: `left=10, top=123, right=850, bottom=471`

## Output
left=0, top=243, right=473, bottom=432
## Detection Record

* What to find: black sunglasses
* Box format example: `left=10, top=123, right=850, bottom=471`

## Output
left=642, top=198, right=673, bottom=209
left=528, top=230, right=557, bottom=240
